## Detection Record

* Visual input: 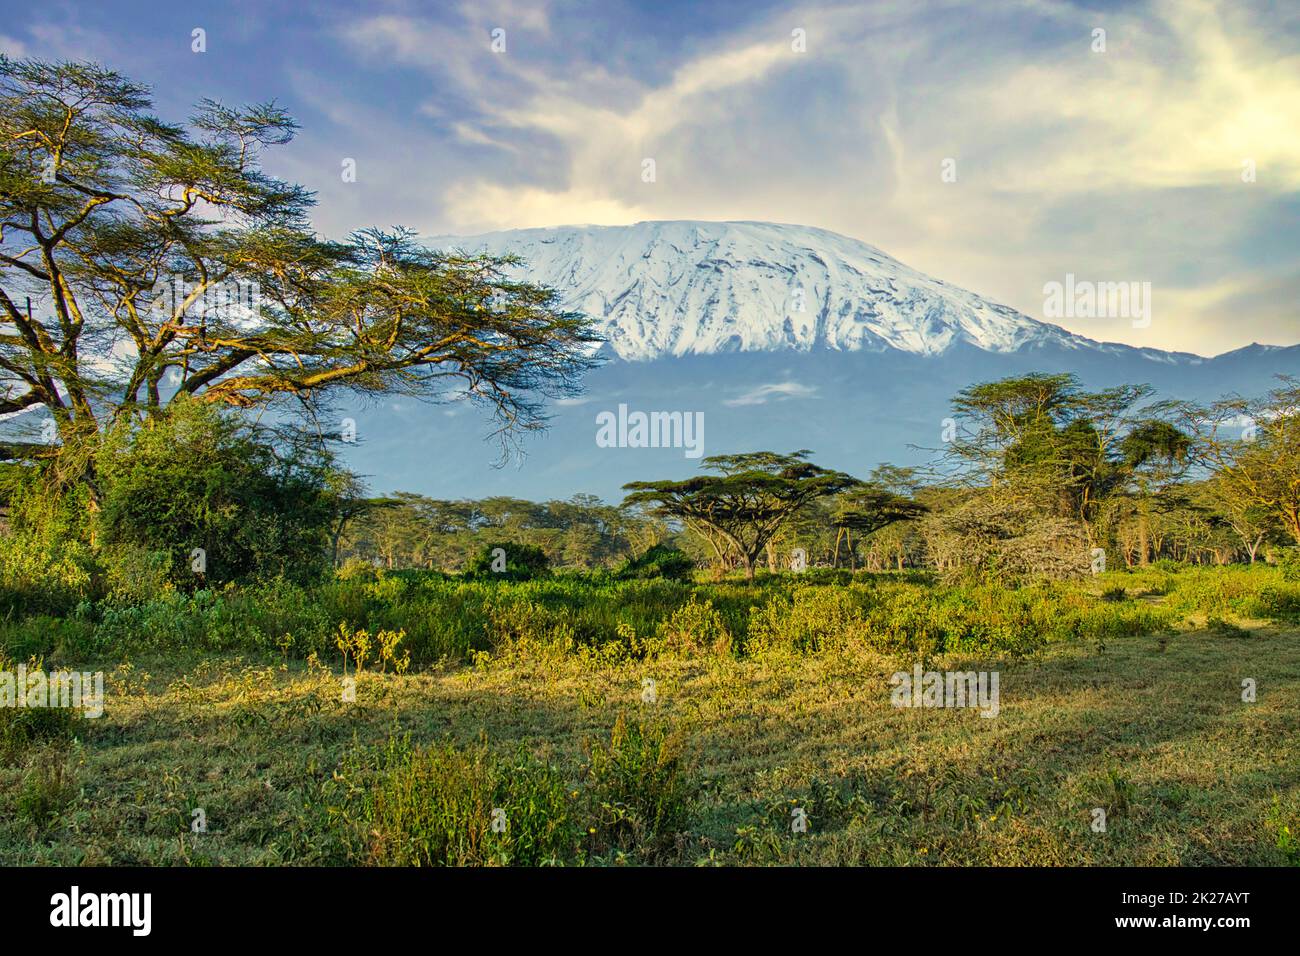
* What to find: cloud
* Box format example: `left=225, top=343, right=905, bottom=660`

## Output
left=8, top=0, right=1294, bottom=357
left=724, top=381, right=820, bottom=407
left=366, top=0, right=1298, bottom=356
left=0, top=33, right=28, bottom=57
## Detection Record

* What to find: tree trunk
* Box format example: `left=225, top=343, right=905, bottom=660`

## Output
left=331, top=519, right=346, bottom=568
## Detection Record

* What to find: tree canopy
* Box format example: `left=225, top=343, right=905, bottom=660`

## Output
left=0, top=57, right=599, bottom=477
left=622, top=450, right=860, bottom=579
left=1188, top=376, right=1300, bottom=544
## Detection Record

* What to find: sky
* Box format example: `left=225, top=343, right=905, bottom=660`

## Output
left=1, top=0, right=1296, bottom=357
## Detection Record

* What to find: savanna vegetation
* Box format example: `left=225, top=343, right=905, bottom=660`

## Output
left=0, top=58, right=1296, bottom=867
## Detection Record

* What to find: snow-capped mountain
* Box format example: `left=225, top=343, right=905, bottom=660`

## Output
left=432, top=220, right=1153, bottom=361
left=326, top=220, right=1297, bottom=501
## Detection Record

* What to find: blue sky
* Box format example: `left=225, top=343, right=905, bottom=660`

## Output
left=1, top=0, right=1296, bottom=356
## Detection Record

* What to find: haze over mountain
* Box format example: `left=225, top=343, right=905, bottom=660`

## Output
left=339, top=221, right=1298, bottom=502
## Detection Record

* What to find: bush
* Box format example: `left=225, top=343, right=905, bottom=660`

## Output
left=99, top=543, right=174, bottom=605
left=657, top=594, right=731, bottom=654
left=615, top=543, right=695, bottom=582
left=0, top=656, right=77, bottom=765
left=95, top=398, right=337, bottom=589
left=336, top=557, right=381, bottom=582
left=747, top=586, right=867, bottom=654
left=16, top=754, right=77, bottom=829
left=1274, top=547, right=1300, bottom=582
left=0, top=473, right=97, bottom=614
left=466, top=542, right=550, bottom=582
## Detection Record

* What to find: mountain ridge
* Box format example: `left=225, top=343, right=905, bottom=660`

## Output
left=429, top=219, right=1225, bottom=363
left=321, top=218, right=1300, bottom=500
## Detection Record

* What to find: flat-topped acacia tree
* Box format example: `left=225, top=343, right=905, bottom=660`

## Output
left=831, top=484, right=927, bottom=570
left=0, top=58, right=598, bottom=488
left=623, top=450, right=860, bottom=580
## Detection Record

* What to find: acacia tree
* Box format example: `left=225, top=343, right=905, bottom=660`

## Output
left=1206, top=474, right=1276, bottom=563
left=1189, top=377, right=1300, bottom=545
left=622, top=450, right=859, bottom=580
left=831, top=483, right=927, bottom=569
left=0, top=58, right=597, bottom=491
left=944, top=373, right=1187, bottom=548
left=1117, top=419, right=1192, bottom=565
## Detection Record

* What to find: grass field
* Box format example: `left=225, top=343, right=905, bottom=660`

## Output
left=2, top=565, right=1298, bottom=866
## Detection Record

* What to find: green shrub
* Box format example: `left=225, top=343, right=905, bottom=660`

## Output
left=1250, top=582, right=1300, bottom=620
left=615, top=543, right=695, bottom=582
left=0, top=656, right=77, bottom=765
left=584, top=716, right=693, bottom=860
left=1206, top=616, right=1251, bottom=639
left=336, top=557, right=381, bottom=582
left=0, top=614, right=97, bottom=662
left=99, top=543, right=174, bottom=605
left=0, top=476, right=97, bottom=615
left=657, top=594, right=731, bottom=654
left=466, top=542, right=550, bottom=582
left=16, top=754, right=77, bottom=829
left=1274, top=547, right=1300, bottom=582
left=95, top=397, right=336, bottom=589
left=747, top=586, right=867, bottom=654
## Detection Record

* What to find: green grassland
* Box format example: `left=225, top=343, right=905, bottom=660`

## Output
left=1, top=564, right=1298, bottom=866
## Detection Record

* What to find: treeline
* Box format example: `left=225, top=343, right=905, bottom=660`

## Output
left=339, top=373, right=1300, bottom=581
left=336, top=494, right=666, bottom=572
left=341, top=472, right=1281, bottom=579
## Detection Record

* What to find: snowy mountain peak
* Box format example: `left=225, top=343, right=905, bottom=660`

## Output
left=431, top=220, right=1086, bottom=361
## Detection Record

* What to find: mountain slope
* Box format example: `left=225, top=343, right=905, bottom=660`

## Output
left=330, top=220, right=1298, bottom=500
left=432, top=220, right=1184, bottom=362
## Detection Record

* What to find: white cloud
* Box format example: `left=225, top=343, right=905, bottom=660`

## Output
left=0, top=33, right=28, bottom=57
left=318, top=1, right=1300, bottom=355
left=724, top=381, right=820, bottom=407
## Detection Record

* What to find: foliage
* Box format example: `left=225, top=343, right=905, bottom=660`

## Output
left=466, top=541, right=550, bottom=581
left=657, top=593, right=732, bottom=654
left=0, top=57, right=597, bottom=459
left=346, top=735, right=577, bottom=867
left=1190, top=377, right=1300, bottom=544
left=95, top=398, right=338, bottom=588
left=614, top=542, right=695, bottom=581
left=0, top=654, right=76, bottom=765
left=583, top=716, right=694, bottom=859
